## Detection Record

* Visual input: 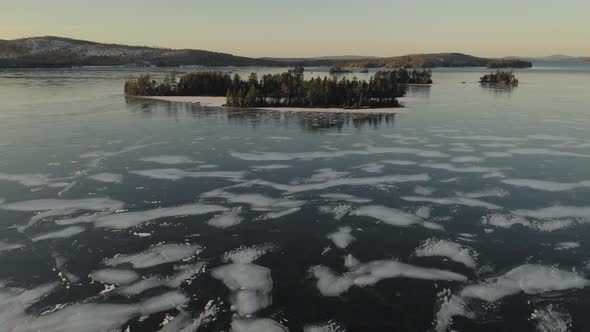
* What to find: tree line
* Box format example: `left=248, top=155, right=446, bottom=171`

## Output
left=480, top=70, right=519, bottom=86
left=124, top=67, right=433, bottom=109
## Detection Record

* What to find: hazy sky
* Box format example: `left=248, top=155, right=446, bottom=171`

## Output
left=2, top=0, right=589, bottom=57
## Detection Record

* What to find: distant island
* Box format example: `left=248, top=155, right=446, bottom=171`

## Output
left=0, top=36, right=546, bottom=69
left=124, top=67, right=432, bottom=109
left=480, top=70, right=519, bottom=86
left=329, top=66, right=353, bottom=74
left=486, top=59, right=532, bottom=69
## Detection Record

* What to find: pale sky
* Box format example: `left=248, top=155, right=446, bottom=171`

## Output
left=2, top=0, right=589, bottom=58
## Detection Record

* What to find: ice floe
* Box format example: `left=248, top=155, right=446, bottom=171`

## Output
left=88, top=173, right=123, bottom=184
left=513, top=205, right=590, bottom=220
left=353, top=163, right=385, bottom=173
left=94, top=203, right=227, bottom=229
left=351, top=205, right=443, bottom=230
left=554, top=242, right=580, bottom=250
left=415, top=239, right=478, bottom=268
left=447, top=135, right=527, bottom=142
left=231, top=318, right=289, bottom=332
left=420, top=162, right=504, bottom=174
left=508, top=148, right=590, bottom=158
left=211, top=263, right=273, bottom=316
left=118, top=262, right=206, bottom=296
left=327, top=226, right=356, bottom=249
left=104, top=243, right=202, bottom=268
left=90, top=268, right=139, bottom=285
left=320, top=193, right=371, bottom=204
left=0, top=241, right=25, bottom=253
left=250, top=164, right=292, bottom=170
left=450, top=156, right=486, bottom=163
left=207, top=207, right=244, bottom=228
left=0, top=172, right=69, bottom=188
left=312, top=260, right=467, bottom=296
left=222, top=244, right=274, bottom=264
left=319, top=204, right=353, bottom=220
left=202, top=190, right=304, bottom=216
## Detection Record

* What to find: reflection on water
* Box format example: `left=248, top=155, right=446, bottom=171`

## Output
left=480, top=83, right=516, bottom=96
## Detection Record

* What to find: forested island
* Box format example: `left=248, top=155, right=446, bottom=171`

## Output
left=124, top=67, right=432, bottom=109
left=480, top=70, right=519, bottom=86
left=486, top=59, right=532, bottom=69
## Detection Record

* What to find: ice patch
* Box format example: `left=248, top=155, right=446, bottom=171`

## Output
left=95, top=203, right=227, bottom=229
left=130, top=168, right=244, bottom=181
left=434, top=291, right=474, bottom=332
left=138, top=155, right=202, bottom=165
left=104, top=243, right=202, bottom=268
left=0, top=172, right=69, bottom=188
left=554, top=242, right=580, bottom=250
left=415, top=239, right=478, bottom=268
left=90, top=269, right=139, bottom=285
left=207, top=207, right=243, bottom=228
left=211, top=263, right=273, bottom=316
left=530, top=304, right=572, bottom=332
left=508, top=148, right=590, bottom=158
left=483, top=152, right=513, bottom=158
left=222, top=244, right=274, bottom=264
left=312, top=260, right=467, bottom=296
left=318, top=204, right=353, bottom=220
left=353, top=163, right=384, bottom=173
left=415, top=186, right=435, bottom=195
left=304, top=320, right=345, bottom=332
left=88, top=173, right=123, bottom=184
left=415, top=206, right=432, bottom=219
left=381, top=159, right=418, bottom=166
left=420, top=162, right=504, bottom=174
left=202, top=190, right=304, bottom=214
left=456, top=188, right=509, bottom=198
left=447, top=135, right=527, bottom=142
left=231, top=318, right=289, bottom=332
left=402, top=196, right=501, bottom=210
left=450, top=156, right=486, bottom=163
left=502, top=178, right=590, bottom=192
left=351, top=205, right=442, bottom=230
left=513, top=205, right=590, bottom=220
left=327, top=227, right=356, bottom=249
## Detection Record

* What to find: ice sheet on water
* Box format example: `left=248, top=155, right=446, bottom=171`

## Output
left=381, top=159, right=418, bottom=165
left=554, top=242, right=580, bottom=250
left=402, top=195, right=501, bottom=210
left=318, top=204, right=353, bottom=220
left=483, top=151, right=513, bottom=158
left=513, top=205, right=590, bottom=220
left=482, top=213, right=575, bottom=232
left=31, top=226, right=85, bottom=242
left=420, top=162, right=504, bottom=174
left=207, top=207, right=244, bottom=228
left=460, top=264, right=588, bottom=302
left=502, top=178, right=590, bottom=192
left=352, top=205, right=443, bottom=230
left=94, top=203, right=227, bottom=229
left=327, top=226, right=355, bottom=249
left=0, top=172, right=69, bottom=188
left=231, top=318, right=289, bottom=332
left=447, top=135, right=527, bottom=142
left=222, top=244, right=274, bottom=264
left=211, top=263, right=272, bottom=316
left=0, top=198, right=124, bottom=213
left=450, top=156, right=486, bottom=163
left=130, top=168, right=244, bottom=180
left=312, top=259, right=467, bottom=296
left=104, top=243, right=203, bottom=268
left=304, top=320, right=345, bottom=332
left=231, top=146, right=450, bottom=161
left=139, top=155, right=202, bottom=165
left=88, top=173, right=123, bottom=184
left=353, top=163, right=385, bottom=173
left=90, top=268, right=139, bottom=285
left=530, top=304, right=572, bottom=332
left=415, top=186, right=435, bottom=195
left=415, top=239, right=478, bottom=268
left=434, top=291, right=474, bottom=332
left=456, top=188, right=509, bottom=198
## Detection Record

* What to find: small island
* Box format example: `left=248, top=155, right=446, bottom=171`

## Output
left=480, top=70, right=519, bottom=86
left=125, top=67, right=432, bottom=110
left=329, top=66, right=353, bottom=74
left=486, top=59, right=532, bottom=69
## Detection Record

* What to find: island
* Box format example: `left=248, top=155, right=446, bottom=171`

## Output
left=124, top=67, right=433, bottom=110
left=485, top=59, right=532, bottom=69
left=329, top=66, right=353, bottom=74
left=480, top=70, right=519, bottom=86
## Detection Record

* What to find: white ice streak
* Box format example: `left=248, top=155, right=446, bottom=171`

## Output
left=118, top=263, right=206, bottom=296
left=88, top=173, right=123, bottom=184
left=352, top=205, right=443, bottom=230
left=104, top=243, right=202, bottom=268
left=231, top=146, right=450, bottom=161
left=447, top=135, right=527, bottom=142
left=31, top=226, right=85, bottom=242
left=415, top=239, right=478, bottom=268
left=222, top=244, right=274, bottom=264
left=312, top=260, right=467, bottom=296
left=211, top=263, right=273, bottom=316
left=0, top=241, right=25, bottom=253
left=139, top=155, right=202, bottom=165
left=320, top=193, right=372, bottom=204
left=502, top=178, right=590, bottom=192
left=130, top=168, right=244, bottom=181
left=207, top=207, right=244, bottom=228
left=250, top=164, right=292, bottom=170
left=0, top=172, right=69, bottom=188
left=508, top=148, right=590, bottom=158
left=327, top=227, right=356, bottom=249
left=318, top=204, right=353, bottom=220
left=420, top=162, right=504, bottom=174
left=402, top=196, right=501, bottom=210
left=554, top=242, right=580, bottom=250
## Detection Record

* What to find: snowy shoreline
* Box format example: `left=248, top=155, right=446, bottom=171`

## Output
left=133, top=95, right=408, bottom=114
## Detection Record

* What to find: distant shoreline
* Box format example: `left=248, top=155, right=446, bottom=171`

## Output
left=132, top=96, right=408, bottom=114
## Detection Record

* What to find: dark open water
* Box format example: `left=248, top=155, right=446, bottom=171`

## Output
left=0, top=63, right=590, bottom=332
